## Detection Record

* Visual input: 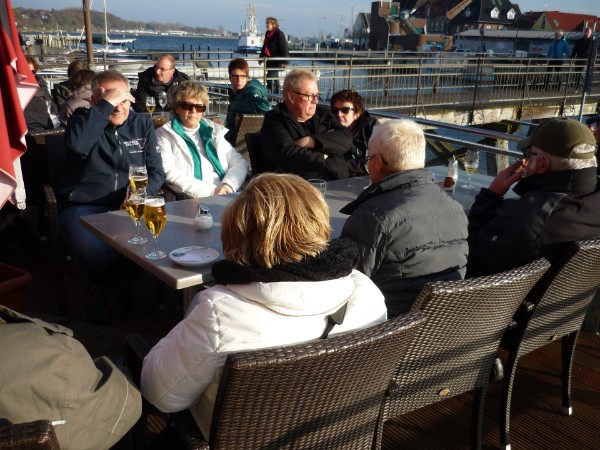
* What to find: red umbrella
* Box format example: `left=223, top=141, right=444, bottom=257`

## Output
left=0, top=0, right=38, bottom=208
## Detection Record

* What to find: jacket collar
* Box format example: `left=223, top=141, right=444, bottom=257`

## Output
left=341, top=168, right=435, bottom=215
left=513, top=167, right=598, bottom=198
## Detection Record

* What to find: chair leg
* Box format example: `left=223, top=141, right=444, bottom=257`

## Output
left=500, top=352, right=520, bottom=450
left=561, top=331, right=578, bottom=416
left=471, top=384, right=486, bottom=449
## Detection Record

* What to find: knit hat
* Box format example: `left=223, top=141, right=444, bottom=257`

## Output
left=517, top=117, right=597, bottom=159
left=585, top=114, right=600, bottom=126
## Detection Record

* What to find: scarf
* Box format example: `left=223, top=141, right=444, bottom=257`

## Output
left=212, top=238, right=359, bottom=284
left=171, top=115, right=226, bottom=180
left=263, top=29, right=277, bottom=57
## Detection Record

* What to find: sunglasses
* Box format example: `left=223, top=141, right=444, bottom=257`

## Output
left=331, top=106, right=355, bottom=114
left=178, top=101, right=206, bottom=112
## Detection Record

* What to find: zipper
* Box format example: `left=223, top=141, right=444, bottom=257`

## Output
left=114, top=128, right=123, bottom=192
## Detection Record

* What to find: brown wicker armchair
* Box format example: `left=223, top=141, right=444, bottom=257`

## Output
left=127, top=311, right=425, bottom=450
left=0, top=419, right=60, bottom=450
left=500, top=239, right=600, bottom=450
left=232, top=114, right=265, bottom=165
left=244, top=132, right=269, bottom=176
left=378, top=258, right=550, bottom=449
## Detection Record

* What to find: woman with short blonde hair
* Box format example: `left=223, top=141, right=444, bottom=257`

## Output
left=141, top=173, right=387, bottom=439
left=157, top=80, right=248, bottom=198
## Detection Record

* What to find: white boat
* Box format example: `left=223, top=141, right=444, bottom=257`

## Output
left=236, top=1, right=263, bottom=54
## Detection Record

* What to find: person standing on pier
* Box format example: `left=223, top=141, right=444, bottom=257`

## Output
left=545, top=30, right=570, bottom=91
left=134, top=54, right=189, bottom=113
left=224, top=58, right=271, bottom=145
left=571, top=27, right=595, bottom=92
left=260, top=17, right=289, bottom=94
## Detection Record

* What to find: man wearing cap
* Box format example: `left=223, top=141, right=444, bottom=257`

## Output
left=466, top=117, right=600, bottom=278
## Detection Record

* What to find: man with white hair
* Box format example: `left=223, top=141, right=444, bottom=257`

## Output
left=467, top=117, right=600, bottom=277
left=339, top=119, right=468, bottom=316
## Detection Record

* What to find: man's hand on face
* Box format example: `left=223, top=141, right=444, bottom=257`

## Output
left=488, top=159, right=527, bottom=197
left=99, top=87, right=136, bottom=107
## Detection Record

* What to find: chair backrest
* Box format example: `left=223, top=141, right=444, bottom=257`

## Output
left=233, top=114, right=265, bottom=156
left=381, top=258, right=550, bottom=421
left=244, top=132, right=269, bottom=175
left=513, top=239, right=600, bottom=359
left=208, top=312, right=425, bottom=450
left=0, top=419, right=61, bottom=450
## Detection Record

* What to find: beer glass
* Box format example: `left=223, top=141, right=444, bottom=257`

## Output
left=308, top=179, right=327, bottom=196
left=143, top=196, right=167, bottom=260
left=146, top=96, right=155, bottom=113
left=158, top=92, right=167, bottom=114
left=462, top=150, right=479, bottom=190
left=129, top=165, right=148, bottom=190
left=125, top=186, right=148, bottom=245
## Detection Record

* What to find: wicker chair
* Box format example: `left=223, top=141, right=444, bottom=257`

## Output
left=232, top=114, right=265, bottom=166
left=0, top=419, right=60, bottom=450
left=127, top=311, right=425, bottom=450
left=378, top=258, right=551, bottom=449
left=500, top=239, right=600, bottom=450
left=40, top=131, right=69, bottom=317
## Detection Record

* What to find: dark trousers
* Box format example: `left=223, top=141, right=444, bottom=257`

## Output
left=544, top=60, right=564, bottom=90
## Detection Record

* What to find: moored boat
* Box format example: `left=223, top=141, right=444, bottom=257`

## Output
left=236, top=0, right=263, bottom=54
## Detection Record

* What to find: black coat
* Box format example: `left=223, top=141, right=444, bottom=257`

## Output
left=260, top=104, right=354, bottom=180
left=133, top=66, right=189, bottom=113
left=260, top=28, right=289, bottom=68
left=467, top=168, right=600, bottom=278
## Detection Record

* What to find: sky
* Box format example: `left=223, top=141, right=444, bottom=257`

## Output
left=10, top=0, right=600, bottom=38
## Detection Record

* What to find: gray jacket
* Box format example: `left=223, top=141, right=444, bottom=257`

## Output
left=339, top=169, right=469, bottom=316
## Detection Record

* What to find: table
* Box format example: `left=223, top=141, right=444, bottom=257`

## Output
left=79, top=168, right=502, bottom=308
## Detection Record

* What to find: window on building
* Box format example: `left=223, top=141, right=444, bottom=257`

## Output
left=507, top=9, right=515, bottom=20
left=490, top=7, right=499, bottom=19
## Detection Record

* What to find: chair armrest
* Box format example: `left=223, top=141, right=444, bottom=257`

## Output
left=0, top=419, right=60, bottom=450
left=125, top=333, right=152, bottom=386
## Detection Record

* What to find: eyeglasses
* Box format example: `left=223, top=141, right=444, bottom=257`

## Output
left=363, top=153, right=388, bottom=166
left=293, top=92, right=321, bottom=102
left=230, top=74, right=248, bottom=79
left=156, top=66, right=174, bottom=72
left=178, top=101, right=207, bottom=112
left=521, top=148, right=540, bottom=159
left=331, top=106, right=355, bottom=115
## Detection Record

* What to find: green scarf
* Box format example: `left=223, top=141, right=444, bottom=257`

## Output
left=171, top=116, right=226, bottom=181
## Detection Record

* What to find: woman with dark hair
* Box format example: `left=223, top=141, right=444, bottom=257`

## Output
left=58, top=69, right=95, bottom=126
left=24, top=56, right=56, bottom=131
left=259, top=17, right=289, bottom=94
left=141, top=173, right=387, bottom=439
left=330, top=89, right=379, bottom=176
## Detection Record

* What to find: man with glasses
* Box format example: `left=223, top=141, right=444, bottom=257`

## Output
left=339, top=120, right=468, bottom=317
left=467, top=117, right=600, bottom=278
left=134, top=53, right=189, bottom=113
left=57, top=70, right=165, bottom=323
left=224, top=58, right=271, bottom=145
left=260, top=69, right=355, bottom=180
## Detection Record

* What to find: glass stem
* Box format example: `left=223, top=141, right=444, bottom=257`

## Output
left=153, top=235, right=159, bottom=254
left=135, top=221, right=140, bottom=238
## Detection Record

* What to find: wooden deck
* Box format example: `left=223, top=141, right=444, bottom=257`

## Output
left=2, top=204, right=599, bottom=449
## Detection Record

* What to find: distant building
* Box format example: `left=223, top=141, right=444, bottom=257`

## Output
left=352, top=12, right=371, bottom=50
left=529, top=11, right=600, bottom=33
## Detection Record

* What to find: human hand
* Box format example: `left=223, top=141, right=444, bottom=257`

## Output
left=294, top=136, right=315, bottom=148
left=488, top=160, right=527, bottom=196
left=214, top=183, right=233, bottom=195
left=99, top=87, right=135, bottom=107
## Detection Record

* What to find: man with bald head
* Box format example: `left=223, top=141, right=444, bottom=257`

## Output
left=57, top=70, right=165, bottom=323
left=259, top=68, right=355, bottom=180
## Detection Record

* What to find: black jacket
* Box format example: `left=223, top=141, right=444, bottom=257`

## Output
left=340, top=169, right=468, bottom=316
left=347, top=111, right=379, bottom=175
left=260, top=28, right=289, bottom=68
left=260, top=104, right=354, bottom=180
left=467, top=168, right=600, bottom=278
left=133, top=66, right=189, bottom=112
left=571, top=37, right=593, bottom=60
left=57, top=100, right=165, bottom=207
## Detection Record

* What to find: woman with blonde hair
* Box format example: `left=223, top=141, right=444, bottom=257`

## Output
left=157, top=80, right=248, bottom=198
left=141, top=173, right=387, bottom=438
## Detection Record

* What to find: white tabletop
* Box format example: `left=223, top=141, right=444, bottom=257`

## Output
left=79, top=169, right=501, bottom=291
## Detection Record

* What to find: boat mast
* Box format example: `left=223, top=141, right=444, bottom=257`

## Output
left=103, top=0, right=109, bottom=52
left=82, top=0, right=94, bottom=64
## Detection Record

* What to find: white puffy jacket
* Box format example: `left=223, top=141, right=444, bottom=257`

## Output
left=140, top=269, right=387, bottom=438
left=157, top=117, right=248, bottom=198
